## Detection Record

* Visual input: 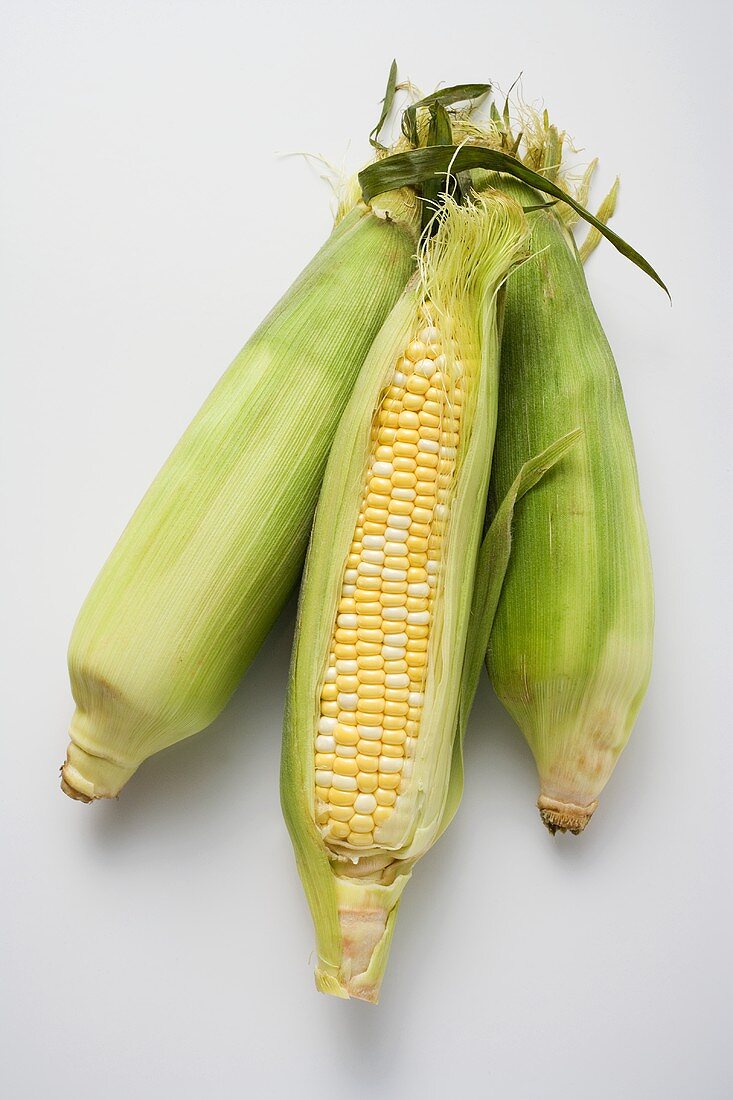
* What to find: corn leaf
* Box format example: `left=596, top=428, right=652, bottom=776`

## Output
left=359, top=145, right=668, bottom=294
left=369, top=59, right=399, bottom=151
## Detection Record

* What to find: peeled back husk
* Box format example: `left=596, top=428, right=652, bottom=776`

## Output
left=481, top=139, right=654, bottom=835
left=281, top=191, right=529, bottom=1001
left=62, top=194, right=418, bottom=802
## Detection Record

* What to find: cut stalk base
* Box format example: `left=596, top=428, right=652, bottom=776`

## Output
left=60, top=742, right=138, bottom=802
left=538, top=795, right=598, bottom=835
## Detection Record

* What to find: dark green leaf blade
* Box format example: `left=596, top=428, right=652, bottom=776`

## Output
left=359, top=144, right=669, bottom=294
left=369, top=59, right=399, bottom=151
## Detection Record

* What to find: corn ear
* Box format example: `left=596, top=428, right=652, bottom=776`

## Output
left=62, top=195, right=418, bottom=802
left=483, top=169, right=654, bottom=835
left=281, top=191, right=529, bottom=1001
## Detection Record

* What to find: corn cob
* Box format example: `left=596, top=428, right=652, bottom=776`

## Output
left=480, top=117, right=654, bottom=834
left=281, top=191, right=529, bottom=1001
left=62, top=192, right=418, bottom=802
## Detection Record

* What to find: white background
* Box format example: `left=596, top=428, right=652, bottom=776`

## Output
left=1, top=2, right=730, bottom=1097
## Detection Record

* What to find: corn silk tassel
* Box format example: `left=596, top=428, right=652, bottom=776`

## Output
left=62, top=188, right=419, bottom=802
left=476, top=110, right=655, bottom=833
left=281, top=191, right=532, bottom=1001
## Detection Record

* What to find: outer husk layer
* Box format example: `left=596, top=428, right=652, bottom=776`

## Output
left=281, top=192, right=529, bottom=1000
left=63, top=201, right=417, bottom=801
left=484, top=175, right=654, bottom=833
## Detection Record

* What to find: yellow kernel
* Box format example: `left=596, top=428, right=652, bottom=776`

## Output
left=362, top=522, right=385, bottom=537
left=375, top=788, right=397, bottom=806
left=333, top=758, right=358, bottom=777
left=405, top=340, right=426, bottom=362
left=366, top=493, right=390, bottom=510
left=384, top=659, right=408, bottom=674
left=356, top=575, right=381, bottom=591
left=396, top=425, right=420, bottom=442
left=379, top=773, right=401, bottom=790
left=407, top=536, right=429, bottom=553
left=315, top=785, right=330, bottom=801
left=403, top=392, right=424, bottom=412
left=383, top=714, right=407, bottom=730
left=407, top=567, right=427, bottom=583
left=385, top=687, right=409, bottom=702
left=354, top=600, right=381, bottom=616
left=329, top=788, right=357, bottom=806
left=379, top=410, right=399, bottom=427
left=356, top=636, right=383, bottom=650
left=335, top=628, right=358, bottom=643
left=373, top=807, right=392, bottom=826
left=393, top=456, right=416, bottom=472
left=408, top=553, right=429, bottom=568
left=347, top=832, right=373, bottom=847
left=384, top=556, right=409, bottom=570
left=321, top=701, right=339, bottom=717
left=359, top=668, right=385, bottom=685
left=357, top=772, right=379, bottom=792
left=392, top=471, right=416, bottom=489
left=407, top=623, right=429, bottom=639
left=406, top=651, right=428, bottom=668
left=378, top=427, right=397, bottom=444
left=357, top=740, right=381, bottom=756
left=338, top=598, right=356, bottom=614
left=315, top=753, right=333, bottom=769
left=417, top=452, right=439, bottom=470
left=329, top=804, right=354, bottom=822
left=370, top=476, right=392, bottom=495
left=339, top=712, right=357, bottom=726
left=334, top=725, right=359, bottom=746
left=357, top=615, right=383, bottom=631
left=356, top=754, right=379, bottom=773
left=407, top=637, right=429, bottom=652
left=358, top=698, right=385, bottom=715
left=337, top=674, right=358, bottom=692
left=389, top=498, right=413, bottom=516
left=350, top=814, right=375, bottom=834
left=382, top=728, right=407, bottom=745
left=384, top=700, right=408, bottom=717
left=328, top=821, right=351, bottom=839
left=380, top=592, right=405, bottom=608
left=364, top=508, right=388, bottom=525
left=381, top=580, right=408, bottom=594
left=409, top=525, right=431, bottom=542
left=394, top=441, right=418, bottom=458
left=358, top=654, right=383, bottom=670
left=407, top=374, right=430, bottom=395
left=356, top=711, right=382, bottom=727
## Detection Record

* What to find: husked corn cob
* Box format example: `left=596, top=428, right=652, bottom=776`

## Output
left=62, top=193, right=418, bottom=802
left=480, top=118, right=654, bottom=834
left=282, top=192, right=529, bottom=1001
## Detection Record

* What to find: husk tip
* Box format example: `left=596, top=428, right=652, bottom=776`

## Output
left=537, top=795, right=598, bottom=836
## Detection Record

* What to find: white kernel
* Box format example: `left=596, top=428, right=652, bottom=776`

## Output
left=427, top=574, right=437, bottom=587
left=362, top=549, right=385, bottom=565
left=435, top=503, right=449, bottom=520
left=337, top=613, right=357, bottom=629
left=379, top=756, right=404, bottom=773
left=393, top=371, right=407, bottom=386
left=383, top=645, right=406, bottom=660
left=318, top=716, right=338, bottom=733
left=324, top=667, right=337, bottom=683
left=440, top=447, right=457, bottom=460
left=373, top=461, right=393, bottom=477
left=383, top=606, right=408, bottom=621
left=355, top=793, right=378, bottom=814
left=383, top=567, right=407, bottom=581
left=358, top=561, right=381, bottom=576
left=392, top=487, right=416, bottom=501
left=385, top=673, right=410, bottom=689
left=408, top=582, right=430, bottom=597
left=363, top=534, right=385, bottom=549
left=332, top=774, right=357, bottom=791
left=338, top=693, right=358, bottom=710
left=335, top=660, right=357, bottom=674
left=414, top=358, right=434, bottom=378
left=316, top=735, right=335, bottom=752
left=427, top=560, right=440, bottom=574
left=315, top=770, right=333, bottom=786
left=385, top=542, right=407, bottom=557
left=336, top=744, right=358, bottom=758
left=341, top=583, right=356, bottom=596
left=357, top=725, right=382, bottom=740
left=419, top=326, right=441, bottom=344
left=388, top=632, right=408, bottom=646
left=344, top=569, right=358, bottom=584
left=407, top=611, right=430, bottom=625
left=432, top=354, right=447, bottom=372
left=408, top=692, right=424, bottom=707
left=385, top=527, right=408, bottom=542
left=387, top=513, right=411, bottom=530
left=418, top=439, right=440, bottom=455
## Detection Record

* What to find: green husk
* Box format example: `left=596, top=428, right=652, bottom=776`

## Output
left=281, top=191, right=529, bottom=1001
left=62, top=195, right=418, bottom=802
left=477, top=116, right=654, bottom=834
